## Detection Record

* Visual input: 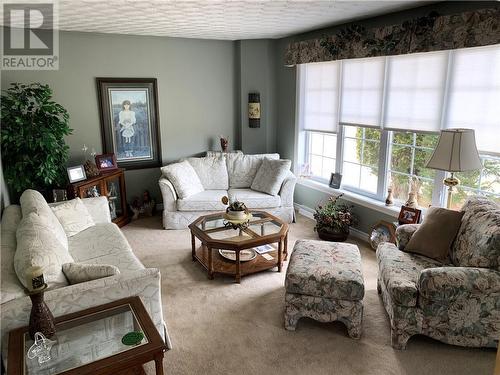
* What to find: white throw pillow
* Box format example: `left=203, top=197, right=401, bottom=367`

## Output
left=15, top=212, right=74, bottom=289
left=62, top=263, right=120, bottom=284
left=51, top=198, right=95, bottom=237
left=186, top=156, right=229, bottom=190
left=226, top=153, right=280, bottom=188
left=161, top=160, right=204, bottom=199
left=251, top=158, right=292, bottom=196
left=20, top=189, right=68, bottom=249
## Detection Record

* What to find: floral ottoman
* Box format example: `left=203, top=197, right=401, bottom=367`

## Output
left=284, top=239, right=365, bottom=338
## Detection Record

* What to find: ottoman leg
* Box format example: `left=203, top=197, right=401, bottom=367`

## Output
left=284, top=302, right=300, bottom=331
left=391, top=328, right=411, bottom=350
left=377, top=279, right=382, bottom=295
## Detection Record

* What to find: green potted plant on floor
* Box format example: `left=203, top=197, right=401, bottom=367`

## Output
left=313, top=194, right=356, bottom=242
left=1, top=83, right=72, bottom=201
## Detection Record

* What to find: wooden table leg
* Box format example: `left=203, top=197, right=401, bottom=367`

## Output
left=235, top=250, right=241, bottom=283
left=284, top=231, right=289, bottom=261
left=154, top=352, right=164, bottom=375
left=191, top=232, right=196, bottom=261
left=207, top=246, right=214, bottom=280
left=278, top=240, right=283, bottom=272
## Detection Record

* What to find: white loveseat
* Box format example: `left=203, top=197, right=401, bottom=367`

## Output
left=0, top=191, right=172, bottom=366
left=159, top=152, right=297, bottom=229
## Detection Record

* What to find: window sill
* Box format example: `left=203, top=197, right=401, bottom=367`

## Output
left=296, top=178, right=400, bottom=217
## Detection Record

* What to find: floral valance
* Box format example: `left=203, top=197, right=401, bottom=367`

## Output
left=284, top=8, right=500, bottom=66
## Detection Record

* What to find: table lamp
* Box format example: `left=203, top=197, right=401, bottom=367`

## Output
left=426, top=128, right=482, bottom=209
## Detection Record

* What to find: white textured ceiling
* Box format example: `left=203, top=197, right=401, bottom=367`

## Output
left=36, top=1, right=427, bottom=40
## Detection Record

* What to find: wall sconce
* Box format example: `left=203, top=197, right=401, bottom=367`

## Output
left=248, top=93, right=260, bottom=128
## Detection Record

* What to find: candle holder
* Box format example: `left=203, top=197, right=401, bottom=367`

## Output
left=27, top=284, right=55, bottom=340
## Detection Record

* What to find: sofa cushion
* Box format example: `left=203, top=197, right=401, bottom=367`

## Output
left=227, top=188, right=281, bottom=209
left=285, top=240, right=364, bottom=301
left=62, top=263, right=120, bottom=284
left=68, top=223, right=133, bottom=262
left=186, top=156, right=229, bottom=190
left=251, top=158, right=291, bottom=196
left=15, top=212, right=74, bottom=289
left=177, top=190, right=227, bottom=211
left=377, top=242, right=445, bottom=307
left=51, top=198, right=95, bottom=237
left=79, top=252, right=144, bottom=273
left=226, top=153, right=279, bottom=188
left=161, top=160, right=204, bottom=199
left=452, top=197, right=500, bottom=269
left=20, top=189, right=68, bottom=249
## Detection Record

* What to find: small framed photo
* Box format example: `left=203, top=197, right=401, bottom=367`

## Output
left=398, top=205, right=422, bottom=225
left=95, top=153, right=118, bottom=171
left=329, top=173, right=342, bottom=189
left=67, top=165, right=87, bottom=183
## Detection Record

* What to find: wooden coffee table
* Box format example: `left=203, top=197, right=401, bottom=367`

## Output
left=7, top=297, right=167, bottom=375
left=189, top=211, right=289, bottom=283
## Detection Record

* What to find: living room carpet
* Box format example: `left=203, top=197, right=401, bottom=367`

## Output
left=122, top=214, right=496, bottom=375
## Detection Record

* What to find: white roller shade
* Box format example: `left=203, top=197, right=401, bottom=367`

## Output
left=299, top=61, right=340, bottom=133
left=340, top=57, right=385, bottom=128
left=384, top=51, right=448, bottom=132
left=445, top=45, right=500, bottom=154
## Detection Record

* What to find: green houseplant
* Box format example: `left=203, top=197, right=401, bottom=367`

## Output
left=313, top=194, right=356, bottom=242
left=1, top=83, right=72, bottom=200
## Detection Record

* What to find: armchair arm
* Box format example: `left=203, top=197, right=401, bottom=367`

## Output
left=418, top=267, right=500, bottom=302
left=278, top=170, right=297, bottom=207
left=396, top=224, right=420, bottom=250
left=159, top=177, right=177, bottom=212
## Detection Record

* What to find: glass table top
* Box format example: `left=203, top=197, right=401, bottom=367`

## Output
left=195, top=212, right=285, bottom=242
left=23, top=304, right=147, bottom=375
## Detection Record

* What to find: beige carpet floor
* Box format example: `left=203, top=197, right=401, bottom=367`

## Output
left=121, top=214, right=496, bottom=375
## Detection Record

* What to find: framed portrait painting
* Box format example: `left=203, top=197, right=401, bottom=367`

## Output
left=96, top=78, right=162, bottom=170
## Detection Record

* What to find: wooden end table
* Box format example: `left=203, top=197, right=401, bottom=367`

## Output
left=188, top=211, right=289, bottom=283
left=7, top=297, right=167, bottom=375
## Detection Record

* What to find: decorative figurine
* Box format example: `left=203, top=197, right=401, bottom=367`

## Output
left=405, top=178, right=420, bottom=208
left=142, top=190, right=156, bottom=217
left=385, top=187, right=394, bottom=206
left=220, top=135, right=229, bottom=152
left=27, top=332, right=56, bottom=365
left=130, top=196, right=141, bottom=220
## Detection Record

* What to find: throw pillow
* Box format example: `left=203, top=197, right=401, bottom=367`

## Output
left=186, top=156, right=229, bottom=190
left=161, top=160, right=204, bottom=199
left=251, top=158, right=292, bottom=196
left=62, top=263, right=120, bottom=284
left=404, top=207, right=464, bottom=262
left=15, top=212, right=74, bottom=289
left=20, top=189, right=68, bottom=249
left=226, top=153, right=280, bottom=188
left=51, top=198, right=95, bottom=237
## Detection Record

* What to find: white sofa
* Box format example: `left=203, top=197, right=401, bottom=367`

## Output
left=159, top=152, right=297, bottom=229
left=0, top=191, right=172, bottom=367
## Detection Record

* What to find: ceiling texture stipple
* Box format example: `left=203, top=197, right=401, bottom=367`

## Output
left=1, top=1, right=429, bottom=40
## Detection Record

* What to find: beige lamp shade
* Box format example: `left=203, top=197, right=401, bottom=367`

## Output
left=426, top=128, right=482, bottom=172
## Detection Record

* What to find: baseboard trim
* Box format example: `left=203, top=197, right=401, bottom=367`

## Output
left=294, top=203, right=370, bottom=243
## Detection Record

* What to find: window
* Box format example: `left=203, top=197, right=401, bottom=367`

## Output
left=388, top=132, right=439, bottom=207
left=296, top=45, right=500, bottom=209
left=342, top=126, right=381, bottom=195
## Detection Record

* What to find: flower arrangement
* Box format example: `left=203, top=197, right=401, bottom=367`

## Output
left=313, top=194, right=356, bottom=241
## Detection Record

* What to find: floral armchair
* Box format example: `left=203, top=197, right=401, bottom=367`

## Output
left=376, top=197, right=500, bottom=349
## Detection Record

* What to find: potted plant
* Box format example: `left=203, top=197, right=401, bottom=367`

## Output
left=313, top=194, right=356, bottom=242
left=221, top=196, right=248, bottom=220
left=1, top=83, right=72, bottom=201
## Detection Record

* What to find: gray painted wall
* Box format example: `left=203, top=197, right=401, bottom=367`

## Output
left=1, top=31, right=238, bottom=201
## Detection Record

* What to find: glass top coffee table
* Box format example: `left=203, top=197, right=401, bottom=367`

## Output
left=8, top=297, right=166, bottom=375
left=188, top=211, right=289, bottom=283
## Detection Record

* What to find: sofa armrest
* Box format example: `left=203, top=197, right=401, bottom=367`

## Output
left=159, top=177, right=177, bottom=212
left=396, top=224, right=420, bottom=250
left=419, top=267, right=500, bottom=302
left=1, top=268, right=171, bottom=362
left=81, top=197, right=112, bottom=223
left=278, top=170, right=297, bottom=207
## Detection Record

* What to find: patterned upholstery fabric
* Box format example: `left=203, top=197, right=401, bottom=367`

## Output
left=396, top=224, right=420, bottom=250
left=177, top=190, right=227, bottom=212
left=377, top=243, right=445, bottom=307
left=186, top=156, right=229, bottom=190
left=451, top=197, right=500, bottom=269
left=51, top=198, right=95, bottom=237
left=228, top=188, right=281, bottom=209
left=377, top=197, right=500, bottom=349
left=50, top=197, right=111, bottom=224
left=161, top=160, right=204, bottom=199
left=284, top=240, right=364, bottom=338
left=62, top=263, right=120, bottom=284
left=225, top=153, right=279, bottom=188
left=251, top=158, right=292, bottom=196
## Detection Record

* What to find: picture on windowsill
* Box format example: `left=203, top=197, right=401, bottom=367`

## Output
left=398, top=205, right=422, bottom=225
left=329, top=173, right=342, bottom=189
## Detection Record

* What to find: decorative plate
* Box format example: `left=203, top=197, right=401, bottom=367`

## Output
left=219, top=249, right=257, bottom=262
left=223, top=212, right=253, bottom=224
